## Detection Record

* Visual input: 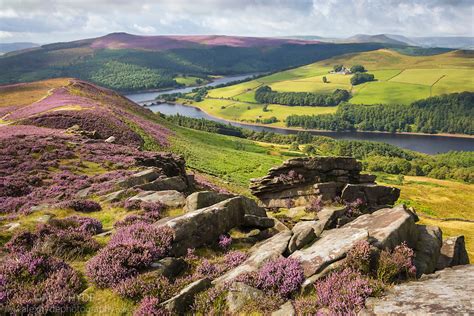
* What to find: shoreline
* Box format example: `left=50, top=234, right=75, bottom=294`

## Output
left=167, top=101, right=474, bottom=140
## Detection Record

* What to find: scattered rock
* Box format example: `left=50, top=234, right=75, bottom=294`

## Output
left=242, top=214, right=275, bottom=229
left=75, top=186, right=91, bottom=198
left=102, top=189, right=127, bottom=203
left=184, top=191, right=234, bottom=212
left=226, top=282, right=265, bottom=313
left=436, top=236, right=470, bottom=270
left=96, top=230, right=114, bottom=237
left=213, top=231, right=292, bottom=285
left=414, top=225, right=442, bottom=276
left=287, top=220, right=319, bottom=254
left=117, top=168, right=161, bottom=189
left=150, top=257, right=187, bottom=278
left=104, top=136, right=116, bottom=143
left=290, top=227, right=368, bottom=277
left=316, top=205, right=347, bottom=230
left=363, top=265, right=474, bottom=315
left=161, top=278, right=211, bottom=314
left=129, top=190, right=186, bottom=208
left=301, top=260, right=345, bottom=294
left=341, top=183, right=400, bottom=207
left=4, top=222, right=20, bottom=231
left=161, top=197, right=246, bottom=256
left=343, top=204, right=419, bottom=250
left=35, top=214, right=54, bottom=223
left=272, top=301, right=295, bottom=316
left=135, top=176, right=188, bottom=192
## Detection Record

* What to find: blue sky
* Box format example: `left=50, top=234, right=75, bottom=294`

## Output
left=0, top=0, right=473, bottom=43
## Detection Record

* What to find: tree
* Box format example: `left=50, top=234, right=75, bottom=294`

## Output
left=290, top=142, right=300, bottom=151
left=350, top=65, right=366, bottom=73
left=304, top=145, right=317, bottom=155
left=322, top=76, right=328, bottom=83
left=333, top=64, right=343, bottom=72
left=351, top=73, right=375, bottom=85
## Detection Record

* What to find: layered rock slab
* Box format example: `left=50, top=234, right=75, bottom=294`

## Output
left=289, top=227, right=368, bottom=277
left=364, top=265, right=474, bottom=315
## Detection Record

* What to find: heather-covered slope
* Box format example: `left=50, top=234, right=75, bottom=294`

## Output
left=0, top=33, right=388, bottom=91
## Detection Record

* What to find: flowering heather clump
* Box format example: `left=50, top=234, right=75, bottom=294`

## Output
left=344, top=240, right=374, bottom=274
left=124, top=199, right=142, bottom=211
left=239, top=292, right=284, bottom=314
left=255, top=258, right=305, bottom=298
left=5, top=216, right=102, bottom=260
left=141, top=201, right=164, bottom=213
left=346, top=198, right=366, bottom=218
left=63, top=199, right=102, bottom=213
left=192, top=286, right=228, bottom=315
left=113, top=211, right=162, bottom=228
left=0, top=252, right=85, bottom=314
left=114, top=272, right=171, bottom=302
left=196, top=259, right=222, bottom=279
left=223, top=251, right=248, bottom=269
left=218, top=234, right=232, bottom=250
left=192, top=173, right=232, bottom=194
left=377, top=242, right=416, bottom=283
left=86, top=223, right=173, bottom=287
left=134, top=297, right=169, bottom=316
left=307, top=195, right=323, bottom=212
left=278, top=170, right=304, bottom=183
left=293, top=296, right=320, bottom=315
left=185, top=248, right=199, bottom=262
left=314, top=268, right=373, bottom=314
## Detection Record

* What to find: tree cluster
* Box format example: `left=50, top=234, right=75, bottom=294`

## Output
left=254, top=86, right=351, bottom=106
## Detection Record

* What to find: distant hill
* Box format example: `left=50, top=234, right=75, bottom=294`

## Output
left=346, top=34, right=407, bottom=45
left=0, top=42, right=39, bottom=55
left=0, top=32, right=387, bottom=92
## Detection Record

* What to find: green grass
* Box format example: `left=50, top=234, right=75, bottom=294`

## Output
left=174, top=76, right=207, bottom=86
left=197, top=49, right=473, bottom=122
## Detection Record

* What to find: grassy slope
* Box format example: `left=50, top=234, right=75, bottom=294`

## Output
left=197, top=49, right=474, bottom=126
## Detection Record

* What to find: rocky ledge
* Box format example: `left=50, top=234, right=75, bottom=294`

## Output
left=250, top=156, right=399, bottom=209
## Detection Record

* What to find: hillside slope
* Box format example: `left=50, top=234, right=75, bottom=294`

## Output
left=0, top=33, right=390, bottom=91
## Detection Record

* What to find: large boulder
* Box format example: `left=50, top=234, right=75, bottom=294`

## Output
left=184, top=191, right=234, bottom=212
left=316, top=206, right=348, bottom=230
left=272, top=301, right=296, bottom=316
left=414, top=225, right=442, bottom=276
left=129, top=190, right=186, bottom=208
left=117, top=168, right=161, bottom=189
left=363, top=265, right=474, bottom=315
left=161, top=278, right=211, bottom=314
left=341, top=183, right=400, bottom=207
left=150, top=257, right=188, bottom=278
left=213, top=231, right=292, bottom=285
left=343, top=204, right=419, bottom=250
left=136, top=176, right=188, bottom=192
left=436, top=235, right=470, bottom=270
left=289, top=227, right=368, bottom=277
left=287, top=220, right=319, bottom=254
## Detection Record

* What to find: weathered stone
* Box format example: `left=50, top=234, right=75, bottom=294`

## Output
left=240, top=196, right=267, bottom=217
left=135, top=153, right=187, bottom=180
left=301, top=260, right=345, bottom=294
left=184, top=191, right=234, bottom=212
left=272, top=301, right=296, bottom=316
left=363, top=265, right=474, bottom=315
left=4, top=222, right=20, bottom=231
left=313, top=182, right=345, bottom=201
left=102, top=189, right=127, bottom=203
left=344, top=204, right=419, bottom=250
left=136, top=176, right=188, bottom=192
left=316, top=206, right=348, bottom=230
left=104, top=136, right=116, bottom=143
left=213, top=231, right=292, bottom=285
left=287, top=221, right=318, bottom=254
left=96, top=229, right=114, bottom=237
left=242, top=214, right=275, bottom=229
left=162, top=197, right=245, bottom=256
left=35, top=214, right=54, bottom=223
left=117, top=168, right=161, bottom=189
left=341, top=183, right=400, bottom=207
left=414, top=225, right=442, bottom=276
left=436, top=236, right=470, bottom=270
left=226, top=282, right=265, bottom=313
left=287, top=206, right=306, bottom=218
left=75, top=186, right=91, bottom=198
left=150, top=257, right=187, bottom=278
left=129, top=190, right=186, bottom=208
left=161, top=278, right=211, bottom=314
left=290, top=227, right=368, bottom=277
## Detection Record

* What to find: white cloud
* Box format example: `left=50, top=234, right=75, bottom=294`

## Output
left=0, top=0, right=472, bottom=42
left=0, top=31, right=13, bottom=39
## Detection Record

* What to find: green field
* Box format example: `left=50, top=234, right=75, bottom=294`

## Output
left=196, top=49, right=474, bottom=125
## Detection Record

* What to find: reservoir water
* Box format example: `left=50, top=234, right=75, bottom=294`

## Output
left=125, top=76, right=474, bottom=155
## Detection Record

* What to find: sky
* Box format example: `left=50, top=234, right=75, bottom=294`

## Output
left=0, top=0, right=473, bottom=43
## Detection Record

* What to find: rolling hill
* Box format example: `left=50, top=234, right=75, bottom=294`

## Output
left=0, top=33, right=391, bottom=91
left=195, top=49, right=473, bottom=126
